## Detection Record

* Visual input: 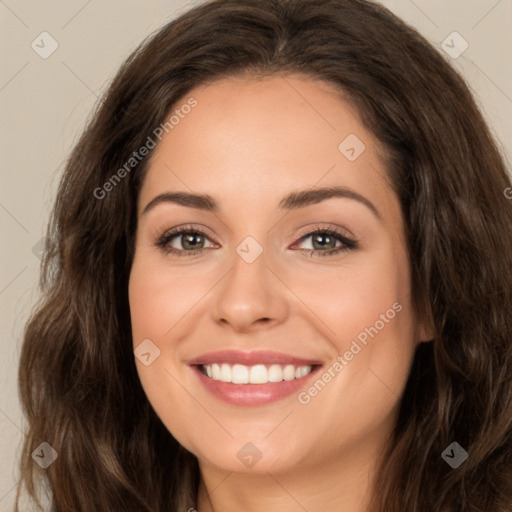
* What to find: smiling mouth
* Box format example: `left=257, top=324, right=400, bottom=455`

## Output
left=197, top=363, right=319, bottom=384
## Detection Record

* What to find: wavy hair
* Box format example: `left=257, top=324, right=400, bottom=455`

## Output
left=16, top=0, right=512, bottom=510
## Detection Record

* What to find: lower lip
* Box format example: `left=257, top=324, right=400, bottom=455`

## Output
left=191, top=365, right=322, bottom=406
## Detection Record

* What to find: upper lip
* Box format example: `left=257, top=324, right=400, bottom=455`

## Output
left=188, top=350, right=323, bottom=367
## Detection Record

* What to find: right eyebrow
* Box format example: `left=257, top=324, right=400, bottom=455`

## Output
left=141, top=192, right=218, bottom=215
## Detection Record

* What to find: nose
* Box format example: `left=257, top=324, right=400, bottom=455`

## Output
left=211, top=243, right=289, bottom=333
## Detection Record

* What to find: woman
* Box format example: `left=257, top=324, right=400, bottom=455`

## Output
left=16, top=0, right=512, bottom=510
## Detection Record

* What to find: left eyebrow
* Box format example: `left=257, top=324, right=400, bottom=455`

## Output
left=278, top=186, right=381, bottom=220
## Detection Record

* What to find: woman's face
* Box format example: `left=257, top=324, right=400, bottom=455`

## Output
left=129, top=74, right=431, bottom=475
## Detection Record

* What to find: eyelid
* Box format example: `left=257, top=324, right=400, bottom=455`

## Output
left=157, top=223, right=219, bottom=243
left=292, top=223, right=356, bottom=243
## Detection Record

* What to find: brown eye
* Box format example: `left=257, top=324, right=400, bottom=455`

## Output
left=179, top=232, right=205, bottom=250
left=310, top=232, right=339, bottom=250
left=156, top=227, right=216, bottom=256
left=293, top=228, right=357, bottom=258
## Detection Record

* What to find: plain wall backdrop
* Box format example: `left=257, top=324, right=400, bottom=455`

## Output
left=1, top=0, right=511, bottom=509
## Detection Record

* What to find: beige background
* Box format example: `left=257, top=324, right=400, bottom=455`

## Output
left=1, top=0, right=511, bottom=509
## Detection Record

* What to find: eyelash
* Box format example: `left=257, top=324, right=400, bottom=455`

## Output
left=155, top=224, right=358, bottom=258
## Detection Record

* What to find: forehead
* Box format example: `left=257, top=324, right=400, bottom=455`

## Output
left=139, top=74, right=397, bottom=221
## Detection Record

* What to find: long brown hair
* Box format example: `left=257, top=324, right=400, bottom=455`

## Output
left=16, top=0, right=512, bottom=510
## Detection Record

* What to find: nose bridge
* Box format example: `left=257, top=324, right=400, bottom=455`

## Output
left=211, top=232, right=288, bottom=329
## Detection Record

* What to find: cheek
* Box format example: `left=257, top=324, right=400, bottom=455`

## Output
left=293, top=243, right=416, bottom=397
left=288, top=244, right=409, bottom=343
left=128, top=254, right=204, bottom=344
left=128, top=258, right=198, bottom=442
left=128, top=257, right=182, bottom=393
left=288, top=253, right=416, bottom=451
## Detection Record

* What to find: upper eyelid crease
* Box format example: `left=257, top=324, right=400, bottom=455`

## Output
left=141, top=186, right=381, bottom=221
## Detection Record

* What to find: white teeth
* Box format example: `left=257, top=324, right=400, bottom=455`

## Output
left=283, top=365, right=295, bottom=381
left=201, top=363, right=314, bottom=384
left=232, top=364, right=249, bottom=384
left=219, top=363, right=231, bottom=382
left=249, top=364, right=268, bottom=384
left=268, top=364, right=283, bottom=382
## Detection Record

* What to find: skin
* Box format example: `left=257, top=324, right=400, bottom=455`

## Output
left=128, top=74, right=432, bottom=512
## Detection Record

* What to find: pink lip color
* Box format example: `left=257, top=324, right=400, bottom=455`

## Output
left=188, top=350, right=323, bottom=406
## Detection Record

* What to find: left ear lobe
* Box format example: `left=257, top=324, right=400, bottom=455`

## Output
left=417, top=320, right=435, bottom=343
left=417, top=308, right=435, bottom=343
